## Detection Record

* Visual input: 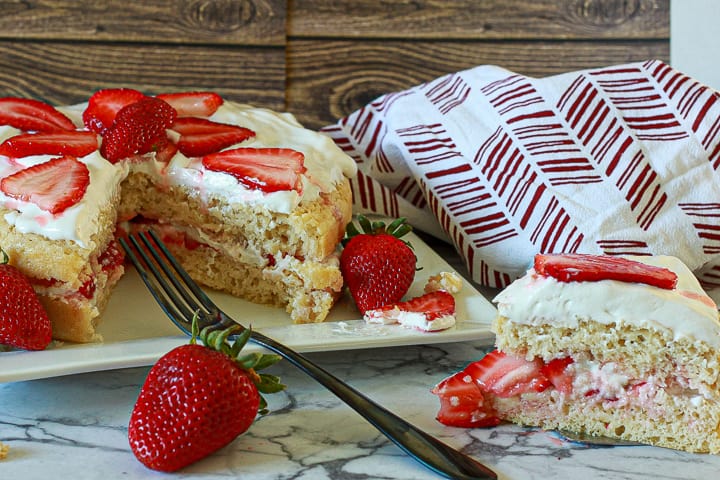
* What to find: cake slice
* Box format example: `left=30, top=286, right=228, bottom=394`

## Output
left=0, top=100, right=127, bottom=343
left=432, top=253, right=720, bottom=453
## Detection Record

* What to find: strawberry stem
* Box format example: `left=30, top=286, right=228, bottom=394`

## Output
left=342, top=214, right=414, bottom=248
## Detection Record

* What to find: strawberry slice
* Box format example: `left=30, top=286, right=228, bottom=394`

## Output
left=202, top=147, right=306, bottom=193
left=464, top=349, right=550, bottom=398
left=100, top=97, right=177, bottom=163
left=364, top=290, right=456, bottom=331
left=83, top=88, right=147, bottom=134
left=0, top=97, right=75, bottom=132
left=431, top=370, right=501, bottom=428
left=534, top=253, right=678, bottom=289
left=0, top=131, right=98, bottom=158
left=156, top=91, right=224, bottom=117
left=0, top=156, right=90, bottom=214
left=170, top=117, right=255, bottom=157
left=540, top=357, right=574, bottom=395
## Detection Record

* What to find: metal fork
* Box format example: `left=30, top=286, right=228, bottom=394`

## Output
left=120, top=230, right=497, bottom=480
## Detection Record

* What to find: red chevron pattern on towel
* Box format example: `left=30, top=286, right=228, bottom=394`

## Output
left=321, top=61, right=720, bottom=288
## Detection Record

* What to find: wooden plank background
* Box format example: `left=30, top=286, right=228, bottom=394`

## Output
left=0, top=0, right=670, bottom=129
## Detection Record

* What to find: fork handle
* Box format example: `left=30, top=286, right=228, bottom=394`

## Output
left=251, top=331, right=497, bottom=480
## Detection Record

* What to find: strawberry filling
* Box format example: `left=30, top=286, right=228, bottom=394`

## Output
left=433, top=349, right=701, bottom=429
left=29, top=239, right=125, bottom=303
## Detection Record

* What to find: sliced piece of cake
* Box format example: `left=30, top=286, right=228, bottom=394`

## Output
left=433, top=253, right=720, bottom=453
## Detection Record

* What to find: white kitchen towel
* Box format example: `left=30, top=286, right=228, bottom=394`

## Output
left=321, top=60, right=720, bottom=288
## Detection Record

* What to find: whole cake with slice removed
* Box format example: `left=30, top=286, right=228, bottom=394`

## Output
left=0, top=90, right=356, bottom=344
left=433, top=253, right=720, bottom=454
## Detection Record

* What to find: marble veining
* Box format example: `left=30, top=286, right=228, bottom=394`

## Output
left=3, top=340, right=720, bottom=479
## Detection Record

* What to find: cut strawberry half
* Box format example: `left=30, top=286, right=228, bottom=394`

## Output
left=464, top=349, right=550, bottom=398
left=0, top=156, right=90, bottom=214
left=0, top=97, right=75, bottom=132
left=170, top=117, right=255, bottom=157
left=156, top=91, right=224, bottom=117
left=202, top=147, right=306, bottom=193
left=100, top=97, right=177, bottom=163
left=534, top=253, right=678, bottom=289
left=0, top=131, right=99, bottom=158
left=364, top=290, right=456, bottom=331
left=83, top=88, right=147, bottom=134
left=431, top=370, right=500, bottom=428
left=540, top=357, right=574, bottom=395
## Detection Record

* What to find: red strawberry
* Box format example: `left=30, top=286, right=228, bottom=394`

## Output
left=431, top=370, right=500, bottom=428
left=128, top=322, right=284, bottom=472
left=100, top=97, right=177, bottom=163
left=155, top=91, right=224, bottom=117
left=0, top=131, right=98, bottom=158
left=0, top=97, right=75, bottom=132
left=534, top=253, right=678, bottom=289
left=340, top=216, right=416, bottom=314
left=171, top=117, right=255, bottom=157
left=463, top=350, right=550, bottom=398
left=0, top=156, right=90, bottom=214
left=0, top=250, right=52, bottom=350
left=202, top=147, right=306, bottom=193
left=83, top=88, right=147, bottom=134
left=540, top=357, right=574, bottom=395
left=373, top=290, right=455, bottom=320
left=364, top=290, right=456, bottom=331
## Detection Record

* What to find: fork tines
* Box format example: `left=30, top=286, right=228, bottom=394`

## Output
left=119, top=230, right=217, bottom=336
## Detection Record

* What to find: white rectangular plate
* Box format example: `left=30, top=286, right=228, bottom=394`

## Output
left=0, top=233, right=496, bottom=383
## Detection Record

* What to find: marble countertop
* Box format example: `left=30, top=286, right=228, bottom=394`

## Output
left=3, top=338, right=720, bottom=480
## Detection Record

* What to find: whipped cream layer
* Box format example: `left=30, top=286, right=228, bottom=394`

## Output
left=494, top=255, right=720, bottom=347
left=129, top=102, right=357, bottom=214
left=0, top=125, right=126, bottom=249
left=0, top=99, right=357, bottom=246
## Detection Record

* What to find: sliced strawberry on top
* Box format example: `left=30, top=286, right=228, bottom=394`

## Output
left=156, top=91, right=224, bottom=117
left=464, top=349, right=550, bottom=398
left=534, top=253, right=678, bottom=290
left=170, top=117, right=255, bottom=157
left=0, top=156, right=90, bottom=214
left=540, top=357, right=574, bottom=395
left=0, top=97, right=75, bottom=132
left=100, top=97, right=177, bottom=163
left=0, top=131, right=98, bottom=158
left=431, top=370, right=500, bottom=428
left=378, top=290, right=456, bottom=321
left=202, top=147, right=306, bottom=193
left=83, top=88, right=147, bottom=134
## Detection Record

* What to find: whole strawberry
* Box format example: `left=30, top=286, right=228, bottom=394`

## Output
left=128, top=320, right=285, bottom=472
left=340, top=215, right=417, bottom=314
left=0, top=249, right=52, bottom=350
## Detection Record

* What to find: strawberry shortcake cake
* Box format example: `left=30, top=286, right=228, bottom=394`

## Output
left=0, top=90, right=356, bottom=343
left=433, top=253, right=720, bottom=453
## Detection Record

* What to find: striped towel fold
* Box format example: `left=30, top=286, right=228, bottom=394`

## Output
left=321, top=60, right=720, bottom=289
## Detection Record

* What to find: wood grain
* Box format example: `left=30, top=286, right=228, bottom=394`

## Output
left=288, top=0, right=669, bottom=39
left=0, top=0, right=286, bottom=45
left=0, top=41, right=285, bottom=109
left=286, top=39, right=670, bottom=128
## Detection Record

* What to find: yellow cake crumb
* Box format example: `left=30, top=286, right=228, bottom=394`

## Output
left=0, top=441, right=9, bottom=459
left=424, top=271, right=463, bottom=294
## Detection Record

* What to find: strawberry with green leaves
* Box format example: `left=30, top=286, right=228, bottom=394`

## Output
left=128, top=319, right=285, bottom=472
left=340, top=215, right=417, bottom=314
left=0, top=249, right=52, bottom=351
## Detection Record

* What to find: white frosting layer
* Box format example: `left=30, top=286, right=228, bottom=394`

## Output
left=0, top=100, right=357, bottom=246
left=0, top=125, right=126, bottom=249
left=132, top=102, right=357, bottom=214
left=364, top=308, right=456, bottom=332
left=493, top=255, right=720, bottom=347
